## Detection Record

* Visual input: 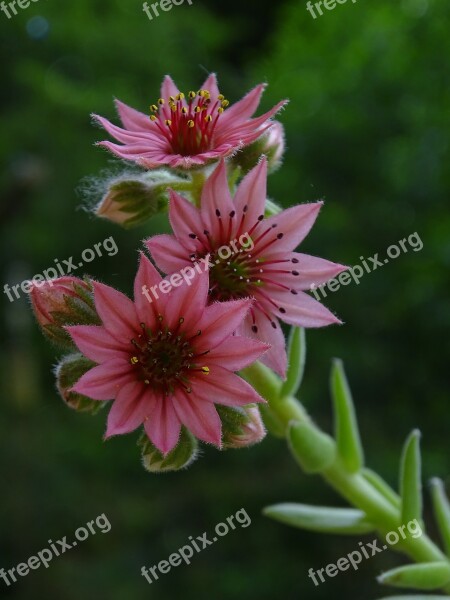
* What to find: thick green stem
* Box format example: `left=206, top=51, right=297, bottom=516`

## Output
left=243, top=362, right=450, bottom=591
left=189, top=171, right=206, bottom=207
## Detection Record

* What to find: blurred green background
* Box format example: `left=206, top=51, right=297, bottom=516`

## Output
left=1, top=0, right=449, bottom=598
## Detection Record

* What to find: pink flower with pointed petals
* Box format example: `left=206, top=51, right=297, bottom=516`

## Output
left=65, top=255, right=268, bottom=455
left=146, top=159, right=347, bottom=378
left=92, top=73, right=287, bottom=170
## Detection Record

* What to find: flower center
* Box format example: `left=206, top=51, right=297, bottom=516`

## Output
left=129, top=320, right=209, bottom=395
left=149, top=89, right=228, bottom=156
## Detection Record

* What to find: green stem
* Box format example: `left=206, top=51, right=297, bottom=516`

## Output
left=243, top=362, right=450, bottom=591
left=190, top=171, right=206, bottom=207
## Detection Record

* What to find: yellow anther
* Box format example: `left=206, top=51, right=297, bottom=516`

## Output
left=218, top=107, right=224, bottom=114
left=188, top=91, right=196, bottom=99
left=179, top=317, right=185, bottom=324
left=165, top=119, right=172, bottom=126
left=194, top=106, right=201, bottom=114
left=170, top=104, right=177, bottom=112
left=150, top=115, right=157, bottom=121
left=176, top=92, right=185, bottom=100
left=130, top=357, right=139, bottom=365
left=150, top=104, right=158, bottom=112
left=187, top=120, right=195, bottom=128
left=205, top=115, right=213, bottom=123
left=201, top=366, right=210, bottom=375
left=158, top=98, right=165, bottom=105
left=181, top=107, right=188, bottom=114
left=169, top=95, right=175, bottom=102
left=217, top=94, right=224, bottom=101
left=199, top=89, right=210, bottom=98
left=144, top=379, right=150, bottom=385
left=221, top=100, right=230, bottom=108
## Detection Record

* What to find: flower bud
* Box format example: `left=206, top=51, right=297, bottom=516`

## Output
left=229, top=121, right=285, bottom=175
left=55, top=353, right=105, bottom=414
left=95, top=171, right=184, bottom=228
left=219, top=405, right=266, bottom=449
left=139, top=428, right=199, bottom=473
left=30, top=276, right=99, bottom=348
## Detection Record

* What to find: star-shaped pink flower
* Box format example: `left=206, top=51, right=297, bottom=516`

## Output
left=93, top=73, right=287, bottom=170
left=66, top=255, right=267, bottom=455
left=146, top=159, right=347, bottom=377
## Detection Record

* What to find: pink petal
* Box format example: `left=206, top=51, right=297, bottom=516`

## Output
left=114, top=98, right=154, bottom=131
left=257, top=203, right=323, bottom=255
left=196, top=298, right=252, bottom=351
left=165, top=266, right=209, bottom=331
left=233, top=158, right=268, bottom=236
left=168, top=190, right=206, bottom=252
left=172, top=390, right=222, bottom=447
left=217, top=99, right=287, bottom=143
left=93, top=281, right=137, bottom=342
left=200, top=160, right=235, bottom=241
left=268, top=288, right=342, bottom=328
left=207, top=336, right=269, bottom=371
left=192, top=365, right=265, bottom=407
left=263, top=252, right=347, bottom=290
left=238, top=312, right=287, bottom=378
left=200, top=73, right=220, bottom=100
left=105, top=381, right=150, bottom=438
left=134, top=252, right=163, bottom=324
left=144, top=396, right=181, bottom=455
left=71, top=359, right=133, bottom=401
left=219, top=83, right=266, bottom=126
left=93, top=114, right=165, bottom=146
left=66, top=325, right=126, bottom=364
left=160, top=75, right=182, bottom=119
left=145, top=234, right=192, bottom=274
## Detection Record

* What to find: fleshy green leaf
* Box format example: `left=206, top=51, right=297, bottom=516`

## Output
left=378, top=562, right=450, bottom=590
left=138, top=427, right=198, bottom=473
left=430, top=478, right=450, bottom=556
left=281, top=327, right=306, bottom=399
left=400, top=430, right=423, bottom=526
left=263, top=503, right=375, bottom=534
left=331, top=359, right=364, bottom=473
left=288, top=421, right=336, bottom=474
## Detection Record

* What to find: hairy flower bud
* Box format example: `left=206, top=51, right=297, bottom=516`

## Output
left=230, top=121, right=285, bottom=175
left=55, top=353, right=105, bottom=414
left=95, top=171, right=184, bottom=228
left=30, top=276, right=99, bottom=348
left=219, top=405, right=266, bottom=449
left=139, top=428, right=199, bottom=473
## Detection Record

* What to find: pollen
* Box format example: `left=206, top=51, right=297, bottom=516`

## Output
left=201, top=366, right=210, bottom=375
left=130, top=356, right=139, bottom=365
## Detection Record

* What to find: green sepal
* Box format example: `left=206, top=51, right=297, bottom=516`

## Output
left=263, top=503, right=375, bottom=535
left=430, top=478, right=450, bottom=556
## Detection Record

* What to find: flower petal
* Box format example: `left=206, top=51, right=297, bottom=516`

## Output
left=66, top=325, right=126, bottom=364
left=172, top=390, right=222, bottom=447
left=168, top=190, right=206, bottom=252
left=207, top=336, right=269, bottom=371
left=268, top=288, right=342, bottom=328
left=219, top=84, right=266, bottom=126
left=71, top=359, right=132, bottom=400
left=261, top=252, right=347, bottom=290
left=165, top=266, right=209, bottom=331
left=144, top=396, right=181, bottom=455
left=93, top=281, right=137, bottom=342
left=192, top=366, right=265, bottom=407
left=233, top=158, right=268, bottom=237
left=105, top=381, right=150, bottom=438
left=145, top=234, right=192, bottom=274
left=200, top=73, right=220, bottom=100
left=200, top=160, right=235, bottom=241
left=134, top=252, right=163, bottom=324
left=114, top=98, right=154, bottom=131
left=196, top=298, right=252, bottom=351
left=257, top=202, right=323, bottom=254
left=238, top=312, right=287, bottom=378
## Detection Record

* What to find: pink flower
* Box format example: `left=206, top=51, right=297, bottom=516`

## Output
left=30, top=276, right=91, bottom=328
left=146, top=159, right=347, bottom=378
left=92, top=74, right=287, bottom=170
left=66, top=255, right=268, bottom=455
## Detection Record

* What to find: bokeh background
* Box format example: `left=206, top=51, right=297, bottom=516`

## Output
left=1, top=0, right=449, bottom=598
